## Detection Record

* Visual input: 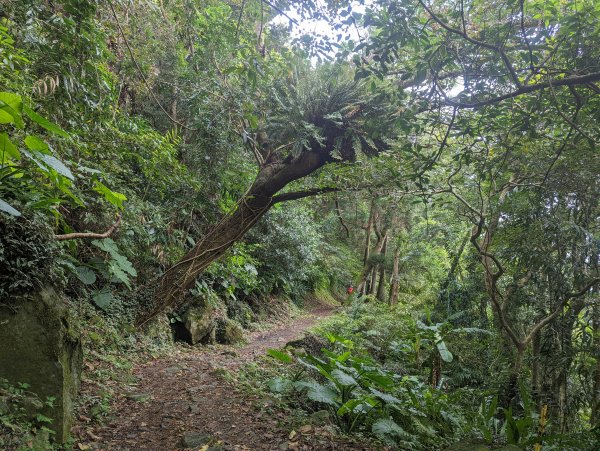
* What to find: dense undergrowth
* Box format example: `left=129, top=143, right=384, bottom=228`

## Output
left=258, top=300, right=600, bottom=450
left=1, top=0, right=600, bottom=449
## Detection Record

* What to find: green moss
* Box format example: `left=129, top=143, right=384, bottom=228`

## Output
left=0, top=287, right=82, bottom=443
left=216, top=318, right=244, bottom=345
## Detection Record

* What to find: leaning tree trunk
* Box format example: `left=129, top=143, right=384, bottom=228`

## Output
left=136, top=151, right=326, bottom=326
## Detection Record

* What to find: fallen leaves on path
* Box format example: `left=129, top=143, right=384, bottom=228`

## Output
left=74, top=307, right=379, bottom=450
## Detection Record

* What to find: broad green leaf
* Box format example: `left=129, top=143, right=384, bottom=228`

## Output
left=363, top=372, right=395, bottom=388
left=306, top=383, right=338, bottom=405
left=294, top=381, right=338, bottom=405
left=336, top=398, right=362, bottom=416
left=369, top=387, right=400, bottom=404
left=23, top=105, right=68, bottom=138
left=24, top=135, right=50, bottom=153
left=0, top=198, right=21, bottom=216
left=92, top=237, right=120, bottom=256
left=74, top=266, right=96, bottom=285
left=336, top=399, right=360, bottom=416
left=36, top=153, right=74, bottom=180
left=92, top=290, right=114, bottom=311
left=0, top=132, right=20, bottom=160
left=93, top=181, right=127, bottom=209
left=112, top=253, right=137, bottom=277
left=0, top=92, right=22, bottom=112
left=372, top=418, right=406, bottom=438
left=331, top=369, right=357, bottom=386
left=0, top=92, right=24, bottom=128
left=108, top=260, right=132, bottom=289
left=0, top=109, right=14, bottom=124
left=335, top=350, right=352, bottom=362
left=436, top=340, right=453, bottom=363
left=267, top=349, right=293, bottom=363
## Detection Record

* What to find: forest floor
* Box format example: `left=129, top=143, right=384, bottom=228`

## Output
left=73, top=302, right=379, bottom=451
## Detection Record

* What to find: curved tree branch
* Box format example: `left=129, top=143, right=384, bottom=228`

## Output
left=334, top=194, right=350, bottom=238
left=271, top=186, right=339, bottom=203
left=445, top=72, right=600, bottom=109
left=524, top=278, right=600, bottom=345
left=54, top=215, right=121, bottom=241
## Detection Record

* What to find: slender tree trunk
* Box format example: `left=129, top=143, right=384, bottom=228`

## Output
left=388, top=246, right=400, bottom=305
left=137, top=151, right=325, bottom=325
left=438, top=230, right=470, bottom=313
left=376, top=235, right=388, bottom=301
left=363, top=201, right=375, bottom=266
left=369, top=261, right=378, bottom=296
left=358, top=202, right=376, bottom=295
left=500, top=346, right=525, bottom=409
left=361, top=230, right=386, bottom=296
left=430, top=351, right=441, bottom=388
left=531, top=329, right=542, bottom=409
left=557, top=370, right=567, bottom=433
left=171, top=82, right=178, bottom=134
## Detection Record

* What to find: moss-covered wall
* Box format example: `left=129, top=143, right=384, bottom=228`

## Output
left=0, top=287, right=82, bottom=443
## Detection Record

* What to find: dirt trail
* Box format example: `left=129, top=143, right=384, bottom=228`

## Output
left=75, top=306, right=375, bottom=450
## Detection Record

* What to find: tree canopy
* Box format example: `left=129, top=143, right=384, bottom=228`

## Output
left=0, top=0, right=599, bottom=448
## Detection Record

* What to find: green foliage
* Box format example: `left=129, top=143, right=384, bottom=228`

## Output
left=0, top=378, right=56, bottom=450
left=0, top=211, right=65, bottom=299
left=0, top=1, right=598, bottom=448
left=267, top=331, right=466, bottom=448
left=247, top=202, right=332, bottom=301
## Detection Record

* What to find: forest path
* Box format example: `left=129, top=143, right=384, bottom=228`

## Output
left=77, top=304, right=374, bottom=450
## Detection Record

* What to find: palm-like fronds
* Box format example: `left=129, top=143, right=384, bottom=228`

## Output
left=266, top=66, right=397, bottom=162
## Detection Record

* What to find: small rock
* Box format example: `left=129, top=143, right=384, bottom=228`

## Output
left=125, top=393, right=152, bottom=402
left=165, top=366, right=183, bottom=375
left=188, top=403, right=201, bottom=414
left=299, top=424, right=312, bottom=434
left=310, top=410, right=329, bottom=422
left=180, top=431, right=212, bottom=448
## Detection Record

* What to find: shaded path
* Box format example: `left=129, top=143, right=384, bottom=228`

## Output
left=76, top=306, right=376, bottom=450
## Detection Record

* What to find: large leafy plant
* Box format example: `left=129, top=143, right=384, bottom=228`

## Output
left=267, top=333, right=463, bottom=448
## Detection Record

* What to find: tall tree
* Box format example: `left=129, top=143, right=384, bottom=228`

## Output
left=138, top=68, right=398, bottom=324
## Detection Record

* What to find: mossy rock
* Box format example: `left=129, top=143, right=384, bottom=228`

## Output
left=0, top=286, right=82, bottom=443
left=286, top=334, right=328, bottom=356
left=225, top=299, right=255, bottom=327
left=216, top=318, right=244, bottom=345
left=172, top=301, right=216, bottom=345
